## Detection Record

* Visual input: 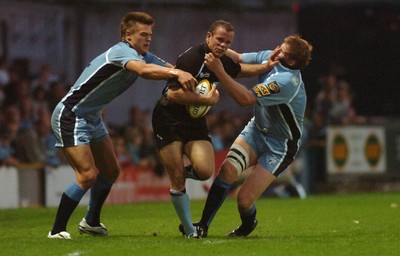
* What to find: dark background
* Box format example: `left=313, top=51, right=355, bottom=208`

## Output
left=298, top=2, right=400, bottom=117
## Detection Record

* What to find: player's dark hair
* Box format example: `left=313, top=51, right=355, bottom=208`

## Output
left=284, top=34, right=313, bottom=70
left=120, top=12, right=155, bottom=38
left=208, top=20, right=234, bottom=34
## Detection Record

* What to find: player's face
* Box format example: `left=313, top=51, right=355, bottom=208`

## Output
left=278, top=43, right=292, bottom=63
left=126, top=23, right=153, bottom=55
left=206, top=27, right=234, bottom=58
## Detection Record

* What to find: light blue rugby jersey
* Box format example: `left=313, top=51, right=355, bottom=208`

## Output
left=242, top=50, right=306, bottom=141
left=61, top=41, right=167, bottom=121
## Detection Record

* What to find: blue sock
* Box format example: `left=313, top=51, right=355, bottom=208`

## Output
left=65, top=182, right=86, bottom=201
left=85, top=174, right=113, bottom=226
left=170, top=189, right=195, bottom=235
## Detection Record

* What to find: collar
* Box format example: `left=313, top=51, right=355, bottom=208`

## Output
left=122, top=40, right=146, bottom=57
left=202, top=42, right=212, bottom=54
left=122, top=40, right=132, bottom=48
left=279, top=59, right=293, bottom=70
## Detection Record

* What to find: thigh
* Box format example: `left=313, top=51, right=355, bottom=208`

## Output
left=159, top=141, right=185, bottom=190
left=184, top=140, right=215, bottom=176
left=90, top=136, right=121, bottom=181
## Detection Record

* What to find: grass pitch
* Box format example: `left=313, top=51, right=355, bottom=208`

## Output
left=0, top=192, right=399, bottom=256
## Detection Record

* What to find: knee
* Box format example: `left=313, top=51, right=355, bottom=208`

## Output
left=78, top=170, right=97, bottom=188
left=191, top=163, right=214, bottom=181
left=103, top=166, right=121, bottom=182
left=218, top=162, right=239, bottom=183
left=194, top=168, right=213, bottom=181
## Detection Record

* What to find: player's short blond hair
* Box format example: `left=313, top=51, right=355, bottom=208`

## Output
left=120, top=12, right=155, bottom=39
left=284, top=35, right=313, bottom=70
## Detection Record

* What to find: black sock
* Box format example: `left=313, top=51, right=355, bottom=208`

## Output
left=85, top=174, right=113, bottom=226
left=87, top=188, right=111, bottom=226
left=240, top=207, right=257, bottom=230
left=51, top=193, right=79, bottom=234
left=200, top=177, right=230, bottom=227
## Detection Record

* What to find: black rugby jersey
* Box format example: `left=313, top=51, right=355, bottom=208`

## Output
left=162, top=42, right=241, bottom=95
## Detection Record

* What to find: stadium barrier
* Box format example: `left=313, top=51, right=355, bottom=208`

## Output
left=0, top=150, right=228, bottom=209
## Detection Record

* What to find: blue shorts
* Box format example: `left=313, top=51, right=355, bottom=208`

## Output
left=51, top=102, right=108, bottom=147
left=239, top=118, right=300, bottom=177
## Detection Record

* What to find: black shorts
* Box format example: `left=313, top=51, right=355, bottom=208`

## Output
left=152, top=96, right=211, bottom=149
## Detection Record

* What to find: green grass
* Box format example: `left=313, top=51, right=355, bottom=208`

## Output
left=0, top=192, right=399, bottom=256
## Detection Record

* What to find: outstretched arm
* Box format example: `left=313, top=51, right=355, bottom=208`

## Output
left=230, top=46, right=281, bottom=78
left=204, top=53, right=257, bottom=106
left=125, top=60, right=197, bottom=90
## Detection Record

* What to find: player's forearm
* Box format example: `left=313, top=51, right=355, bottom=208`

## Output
left=214, top=70, right=256, bottom=106
left=237, top=63, right=273, bottom=78
left=137, top=64, right=180, bottom=80
left=167, top=89, right=215, bottom=105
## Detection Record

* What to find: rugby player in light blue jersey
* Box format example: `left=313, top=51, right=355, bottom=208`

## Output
left=194, top=34, right=313, bottom=237
left=48, top=12, right=197, bottom=239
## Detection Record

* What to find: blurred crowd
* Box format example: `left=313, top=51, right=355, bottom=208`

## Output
left=0, top=58, right=67, bottom=168
left=303, top=66, right=366, bottom=193
left=0, top=57, right=250, bottom=175
left=0, top=57, right=364, bottom=194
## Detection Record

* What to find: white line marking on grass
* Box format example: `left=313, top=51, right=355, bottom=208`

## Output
left=66, top=251, right=84, bottom=256
left=203, top=240, right=230, bottom=244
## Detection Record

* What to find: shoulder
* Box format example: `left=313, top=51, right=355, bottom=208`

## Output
left=175, top=44, right=204, bottom=69
left=220, top=55, right=240, bottom=68
left=177, top=44, right=202, bottom=61
left=107, top=42, right=141, bottom=60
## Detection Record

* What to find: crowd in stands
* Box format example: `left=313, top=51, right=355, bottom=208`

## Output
left=1, top=57, right=363, bottom=195
left=303, top=65, right=365, bottom=192
left=0, top=57, right=250, bottom=175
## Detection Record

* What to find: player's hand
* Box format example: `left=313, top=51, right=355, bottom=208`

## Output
left=176, top=70, right=197, bottom=91
left=206, top=83, right=220, bottom=105
left=266, top=46, right=281, bottom=69
left=204, top=53, right=224, bottom=74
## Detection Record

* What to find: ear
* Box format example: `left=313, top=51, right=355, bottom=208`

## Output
left=125, top=31, right=132, bottom=42
left=206, top=32, right=212, bottom=43
left=287, top=59, right=296, bottom=67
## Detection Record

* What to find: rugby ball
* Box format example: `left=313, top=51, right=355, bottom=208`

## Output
left=187, top=79, right=212, bottom=119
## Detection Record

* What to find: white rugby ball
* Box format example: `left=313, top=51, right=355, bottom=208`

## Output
left=187, top=79, right=212, bottom=119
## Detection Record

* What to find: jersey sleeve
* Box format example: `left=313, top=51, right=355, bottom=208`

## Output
left=221, top=57, right=241, bottom=78
left=106, top=45, right=143, bottom=69
left=242, top=50, right=272, bottom=64
left=144, top=52, right=168, bottom=67
left=251, top=73, right=299, bottom=107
